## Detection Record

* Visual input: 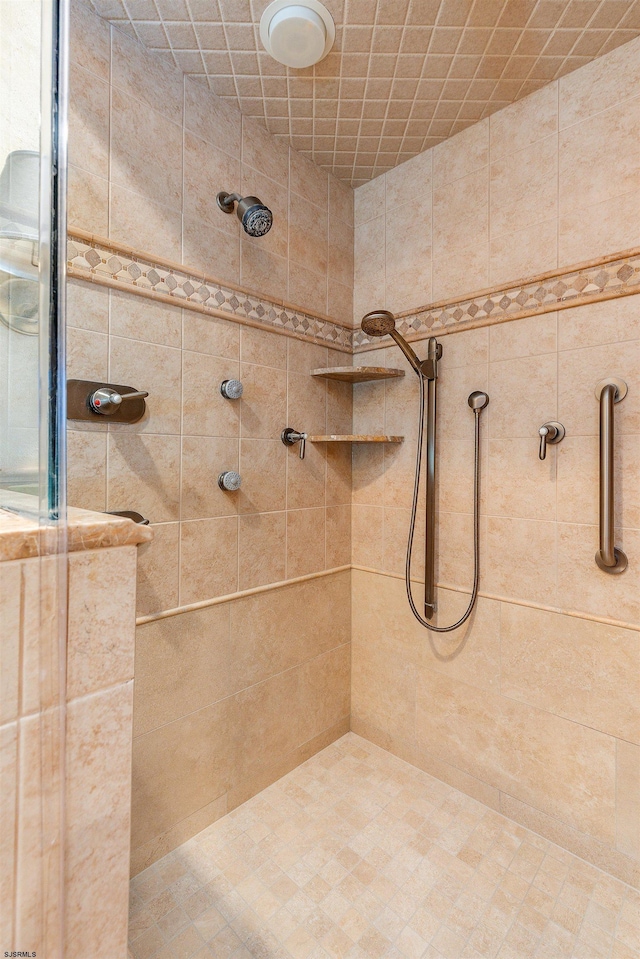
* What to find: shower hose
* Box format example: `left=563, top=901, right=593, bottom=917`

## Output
left=405, top=372, right=483, bottom=632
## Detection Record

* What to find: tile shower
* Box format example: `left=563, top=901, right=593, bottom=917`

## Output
left=2, top=0, right=640, bottom=957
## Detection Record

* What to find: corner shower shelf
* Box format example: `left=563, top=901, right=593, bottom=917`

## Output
left=310, top=366, right=405, bottom=383
left=308, top=434, right=404, bottom=443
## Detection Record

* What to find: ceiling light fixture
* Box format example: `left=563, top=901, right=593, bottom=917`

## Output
left=259, top=0, right=335, bottom=69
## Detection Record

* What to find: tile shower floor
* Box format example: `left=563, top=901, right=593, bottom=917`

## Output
left=128, top=734, right=640, bottom=959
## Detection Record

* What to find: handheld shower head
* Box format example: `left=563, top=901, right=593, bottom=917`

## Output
left=217, top=191, right=273, bottom=237
left=361, top=310, right=396, bottom=337
left=361, top=309, right=423, bottom=375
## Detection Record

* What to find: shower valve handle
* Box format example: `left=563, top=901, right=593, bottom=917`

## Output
left=89, top=388, right=149, bottom=415
left=538, top=421, right=565, bottom=460
left=281, top=428, right=307, bottom=459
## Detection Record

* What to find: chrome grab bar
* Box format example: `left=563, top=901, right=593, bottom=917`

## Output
left=595, top=377, right=628, bottom=574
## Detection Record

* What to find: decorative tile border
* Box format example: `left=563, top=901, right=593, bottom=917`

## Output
left=67, top=230, right=354, bottom=353
left=354, top=247, right=640, bottom=351
left=69, top=231, right=640, bottom=355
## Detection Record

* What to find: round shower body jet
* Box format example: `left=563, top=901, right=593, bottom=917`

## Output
left=217, top=192, right=273, bottom=237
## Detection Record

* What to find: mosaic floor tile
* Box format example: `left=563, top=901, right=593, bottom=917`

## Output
left=129, top=734, right=640, bottom=959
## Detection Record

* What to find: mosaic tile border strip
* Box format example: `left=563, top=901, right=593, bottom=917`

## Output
left=69, top=232, right=640, bottom=354
left=67, top=231, right=353, bottom=352
left=354, top=247, right=640, bottom=352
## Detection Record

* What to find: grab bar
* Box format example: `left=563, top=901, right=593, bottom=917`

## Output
left=594, top=377, right=628, bottom=574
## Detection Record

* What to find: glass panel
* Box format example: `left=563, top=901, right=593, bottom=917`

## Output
left=0, top=0, right=67, bottom=955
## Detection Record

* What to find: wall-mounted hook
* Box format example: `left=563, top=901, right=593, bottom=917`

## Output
left=538, top=421, right=565, bottom=460
left=281, top=427, right=307, bottom=459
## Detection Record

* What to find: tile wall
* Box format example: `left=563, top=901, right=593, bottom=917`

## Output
left=0, top=543, right=138, bottom=958
left=67, top=0, right=354, bottom=874
left=351, top=34, right=640, bottom=887
left=354, top=34, right=640, bottom=314
left=67, top=0, right=354, bottom=325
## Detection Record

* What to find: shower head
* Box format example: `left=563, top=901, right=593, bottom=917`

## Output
left=361, top=309, right=423, bottom=375
left=217, top=191, right=273, bottom=237
left=361, top=309, right=396, bottom=337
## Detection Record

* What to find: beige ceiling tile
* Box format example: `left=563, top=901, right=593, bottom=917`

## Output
left=373, top=25, right=405, bottom=53
left=530, top=1, right=574, bottom=28
left=171, top=50, right=205, bottom=72
left=542, top=29, right=581, bottom=56
left=210, top=77, right=236, bottom=97
left=100, top=0, right=640, bottom=184
left=395, top=53, right=429, bottom=75
left=501, top=55, right=536, bottom=78
left=488, top=27, right=524, bottom=54
left=362, top=100, right=388, bottom=118
left=572, top=30, right=612, bottom=56
left=377, top=0, right=411, bottom=23
left=430, top=26, right=464, bottom=52
left=369, top=54, right=399, bottom=77
left=556, top=1, right=600, bottom=28
left=155, top=0, right=190, bottom=18
left=401, top=26, right=434, bottom=52
left=468, top=0, right=506, bottom=27
left=342, top=25, right=374, bottom=52
left=218, top=0, right=252, bottom=20
left=620, top=2, right=640, bottom=29
left=437, top=0, right=474, bottom=27
left=476, top=54, right=510, bottom=77
left=133, top=21, right=170, bottom=48
left=422, top=53, right=454, bottom=76
left=590, top=2, right=630, bottom=29
left=450, top=54, right=482, bottom=77
left=346, top=0, right=378, bottom=24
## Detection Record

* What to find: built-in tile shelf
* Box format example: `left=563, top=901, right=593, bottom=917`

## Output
left=309, top=434, right=404, bottom=443
left=311, top=366, right=405, bottom=382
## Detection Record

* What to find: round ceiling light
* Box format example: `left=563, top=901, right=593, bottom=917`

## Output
left=260, top=0, right=335, bottom=69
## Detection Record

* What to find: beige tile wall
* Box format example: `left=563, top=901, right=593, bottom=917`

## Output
left=351, top=299, right=640, bottom=888
left=130, top=569, right=351, bottom=875
left=68, top=0, right=354, bottom=326
left=354, top=34, right=640, bottom=315
left=68, top=0, right=354, bottom=881
left=0, top=544, right=138, bottom=958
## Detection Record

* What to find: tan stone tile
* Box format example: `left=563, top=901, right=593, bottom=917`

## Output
left=136, top=522, right=179, bottom=617
left=557, top=523, right=640, bottom=623
left=501, top=602, right=640, bottom=741
left=183, top=130, right=241, bottom=231
left=133, top=604, right=232, bottom=737
left=487, top=437, right=556, bottom=521
left=184, top=313, right=240, bottom=361
left=238, top=510, right=286, bottom=589
left=110, top=184, right=183, bottom=263
left=181, top=435, right=240, bottom=520
left=185, top=76, right=241, bottom=157
left=131, top=698, right=235, bottom=850
left=616, top=740, right=640, bottom=860
left=69, top=0, right=110, bottom=80
left=180, top=517, right=238, bottom=603
left=415, top=670, right=616, bottom=842
left=239, top=362, right=287, bottom=440
left=489, top=218, right=558, bottom=286
left=182, top=215, right=240, bottom=288
left=110, top=337, right=181, bottom=435
left=67, top=547, right=136, bottom=699
left=107, top=433, right=181, bottom=523
left=67, top=163, right=108, bottom=235
left=558, top=339, right=640, bottom=437
left=240, top=326, right=287, bottom=370
left=66, top=277, right=109, bottom=334
left=287, top=508, right=325, bottom=578
left=490, top=134, right=558, bottom=239
left=183, top=352, right=241, bottom=438
left=65, top=683, right=134, bottom=958
left=559, top=35, right=640, bottom=128
left=433, top=118, right=489, bottom=186
left=559, top=188, right=640, bottom=267
left=68, top=61, right=110, bottom=179
left=490, top=82, right=558, bottom=161
left=111, top=25, right=183, bottom=120
left=111, top=87, right=182, bottom=210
